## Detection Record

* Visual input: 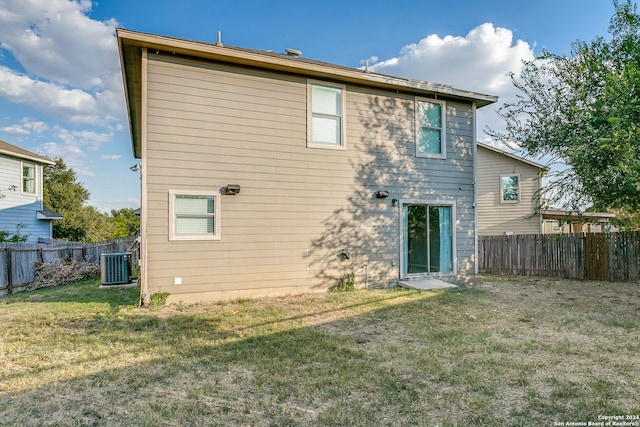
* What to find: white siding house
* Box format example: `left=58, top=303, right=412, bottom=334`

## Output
left=0, top=140, right=61, bottom=242
left=118, top=29, right=497, bottom=303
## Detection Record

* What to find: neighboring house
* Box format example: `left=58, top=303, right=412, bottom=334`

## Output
left=477, top=142, right=615, bottom=235
left=541, top=209, right=615, bottom=233
left=477, top=142, right=547, bottom=235
left=117, top=29, right=497, bottom=303
left=0, top=139, right=62, bottom=242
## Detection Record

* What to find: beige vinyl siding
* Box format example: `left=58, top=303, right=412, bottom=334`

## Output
left=477, top=145, right=542, bottom=235
left=143, top=52, right=476, bottom=297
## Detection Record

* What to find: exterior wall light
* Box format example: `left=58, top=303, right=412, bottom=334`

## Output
left=376, top=190, right=389, bottom=199
left=223, top=184, right=241, bottom=195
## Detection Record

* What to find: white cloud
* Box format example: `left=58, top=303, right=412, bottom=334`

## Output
left=0, top=65, right=107, bottom=123
left=2, top=125, right=30, bottom=134
left=99, top=196, right=140, bottom=213
left=22, top=118, right=49, bottom=133
left=100, top=154, right=122, bottom=160
left=41, top=141, right=96, bottom=177
left=368, top=23, right=536, bottom=139
left=2, top=118, right=49, bottom=134
left=38, top=126, right=113, bottom=177
left=0, top=0, right=124, bottom=125
left=0, top=0, right=118, bottom=88
left=60, top=129, right=112, bottom=150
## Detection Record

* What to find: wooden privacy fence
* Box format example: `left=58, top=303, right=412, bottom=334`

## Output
left=0, top=236, right=139, bottom=294
left=478, top=231, right=640, bottom=282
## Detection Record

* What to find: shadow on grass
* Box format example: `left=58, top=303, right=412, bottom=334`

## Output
left=3, top=286, right=630, bottom=426
left=0, top=289, right=479, bottom=426
left=0, top=276, right=139, bottom=309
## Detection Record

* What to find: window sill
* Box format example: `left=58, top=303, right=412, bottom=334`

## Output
left=416, top=153, right=446, bottom=160
left=307, top=142, right=347, bottom=151
left=169, top=235, right=221, bottom=241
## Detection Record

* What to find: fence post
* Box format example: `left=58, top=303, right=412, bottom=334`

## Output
left=7, top=247, right=12, bottom=295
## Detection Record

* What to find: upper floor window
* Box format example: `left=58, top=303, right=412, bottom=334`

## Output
left=500, top=175, right=520, bottom=203
left=169, top=190, right=221, bottom=241
left=22, top=162, right=36, bottom=195
left=308, top=81, right=346, bottom=149
left=415, top=98, right=446, bottom=158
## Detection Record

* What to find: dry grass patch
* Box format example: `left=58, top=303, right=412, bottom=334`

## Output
left=0, top=275, right=638, bottom=426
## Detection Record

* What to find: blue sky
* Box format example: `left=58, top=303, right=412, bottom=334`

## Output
left=0, top=0, right=621, bottom=212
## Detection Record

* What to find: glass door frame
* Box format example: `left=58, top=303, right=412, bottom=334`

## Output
left=398, top=199, right=457, bottom=280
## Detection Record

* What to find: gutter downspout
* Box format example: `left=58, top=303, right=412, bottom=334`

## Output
left=139, top=48, right=150, bottom=307
left=472, top=102, right=479, bottom=275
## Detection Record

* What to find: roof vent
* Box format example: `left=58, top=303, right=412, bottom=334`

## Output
left=285, top=48, right=301, bottom=57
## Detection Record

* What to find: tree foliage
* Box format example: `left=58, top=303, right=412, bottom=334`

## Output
left=610, top=207, right=640, bottom=230
left=43, top=158, right=89, bottom=210
left=44, top=158, right=113, bottom=242
left=43, top=158, right=140, bottom=241
left=0, top=223, right=29, bottom=243
left=491, top=0, right=640, bottom=213
left=109, top=208, right=140, bottom=238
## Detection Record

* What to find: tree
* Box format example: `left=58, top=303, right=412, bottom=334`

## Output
left=44, top=158, right=114, bottom=242
left=73, top=205, right=114, bottom=242
left=44, top=158, right=89, bottom=214
left=109, top=208, right=140, bottom=238
left=491, top=0, right=640, bottom=212
left=610, top=207, right=640, bottom=230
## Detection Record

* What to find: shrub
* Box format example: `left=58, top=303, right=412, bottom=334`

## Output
left=149, top=292, right=171, bottom=307
left=0, top=223, right=29, bottom=243
left=329, top=272, right=355, bottom=292
left=28, top=257, right=101, bottom=291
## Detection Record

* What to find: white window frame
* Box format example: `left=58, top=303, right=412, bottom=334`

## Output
left=500, top=174, right=520, bottom=203
left=307, top=80, right=346, bottom=150
left=398, top=199, right=457, bottom=280
left=415, top=97, right=446, bottom=159
left=22, top=161, right=36, bottom=195
left=168, top=190, right=221, bottom=241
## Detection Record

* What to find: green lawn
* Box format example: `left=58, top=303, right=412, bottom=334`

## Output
left=1, top=275, right=638, bottom=426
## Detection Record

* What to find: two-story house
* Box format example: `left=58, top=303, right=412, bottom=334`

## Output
left=477, top=141, right=548, bottom=235
left=477, top=142, right=614, bottom=235
left=117, top=29, right=497, bottom=303
left=0, top=139, right=61, bottom=242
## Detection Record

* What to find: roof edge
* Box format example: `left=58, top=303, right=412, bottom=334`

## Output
left=0, top=140, right=54, bottom=165
left=477, top=141, right=548, bottom=172
left=37, top=208, right=63, bottom=220
left=116, top=28, right=498, bottom=107
left=541, top=209, right=615, bottom=222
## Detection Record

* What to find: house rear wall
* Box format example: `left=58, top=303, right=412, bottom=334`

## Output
left=477, top=146, right=542, bottom=235
left=143, top=53, right=477, bottom=300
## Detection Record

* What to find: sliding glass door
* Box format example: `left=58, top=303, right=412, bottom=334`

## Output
left=403, top=204, right=453, bottom=275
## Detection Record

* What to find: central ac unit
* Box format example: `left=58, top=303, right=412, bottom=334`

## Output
left=100, top=253, right=132, bottom=285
